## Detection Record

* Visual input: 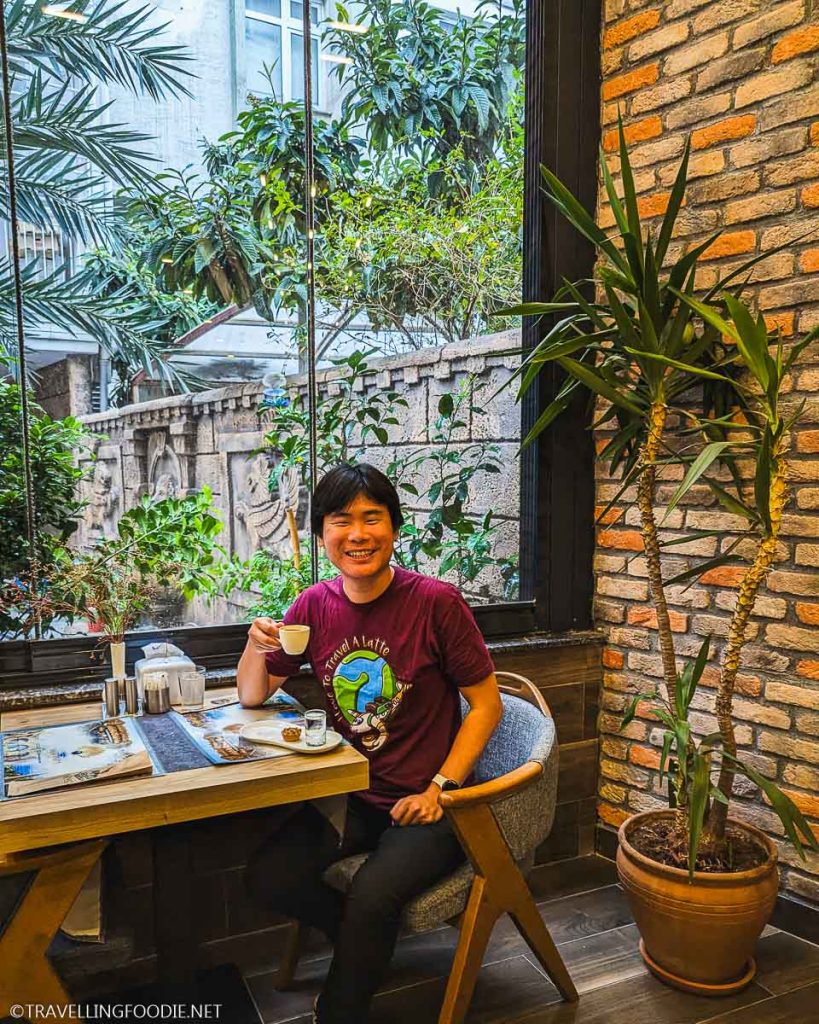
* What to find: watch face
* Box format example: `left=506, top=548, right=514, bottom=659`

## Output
left=441, top=779, right=459, bottom=791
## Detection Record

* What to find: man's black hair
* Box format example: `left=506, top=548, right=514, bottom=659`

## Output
left=311, top=462, right=404, bottom=536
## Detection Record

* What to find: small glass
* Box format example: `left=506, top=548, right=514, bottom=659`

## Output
left=179, top=665, right=206, bottom=708
left=304, top=709, right=327, bottom=747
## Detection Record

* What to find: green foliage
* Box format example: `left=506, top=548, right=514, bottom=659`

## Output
left=326, top=0, right=525, bottom=180
left=388, top=378, right=517, bottom=595
left=119, top=100, right=362, bottom=321
left=215, top=550, right=337, bottom=621
left=103, top=0, right=524, bottom=360
left=0, top=0, right=195, bottom=386
left=262, top=349, right=406, bottom=475
left=316, top=123, right=523, bottom=347
left=624, top=636, right=818, bottom=879
left=529, top=124, right=815, bottom=872
left=0, top=378, right=91, bottom=634
left=33, top=490, right=224, bottom=642
left=249, top=354, right=515, bottom=599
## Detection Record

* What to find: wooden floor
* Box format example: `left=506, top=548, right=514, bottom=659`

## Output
left=243, top=856, right=819, bottom=1024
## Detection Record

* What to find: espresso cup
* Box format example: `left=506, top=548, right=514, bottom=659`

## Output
left=278, top=624, right=310, bottom=655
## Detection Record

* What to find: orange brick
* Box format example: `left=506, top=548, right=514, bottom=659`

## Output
left=627, top=606, right=688, bottom=632
left=596, top=504, right=624, bottom=526
left=803, top=183, right=819, bottom=208
left=637, top=191, right=671, bottom=218
left=603, top=9, right=661, bottom=50
left=603, top=63, right=660, bottom=101
left=796, top=660, right=819, bottom=680
left=812, top=123, right=819, bottom=146
left=781, top=788, right=819, bottom=820
left=630, top=746, right=661, bottom=770
left=799, top=249, right=819, bottom=273
left=691, top=114, right=756, bottom=151
left=772, top=26, right=819, bottom=65
left=602, top=115, right=663, bottom=152
left=796, top=430, right=819, bottom=454
left=703, top=231, right=756, bottom=259
left=598, top=529, right=645, bottom=552
left=598, top=802, right=630, bottom=828
left=603, top=648, right=625, bottom=670
left=700, top=565, right=747, bottom=587
left=765, top=311, right=795, bottom=337
left=796, top=602, right=819, bottom=625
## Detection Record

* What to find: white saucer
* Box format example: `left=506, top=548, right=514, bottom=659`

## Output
left=240, top=723, right=343, bottom=755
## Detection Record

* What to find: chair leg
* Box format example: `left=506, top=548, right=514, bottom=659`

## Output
left=274, top=919, right=304, bottom=990
left=438, top=877, right=500, bottom=1024
left=511, top=897, right=578, bottom=1003
left=0, top=841, right=105, bottom=1018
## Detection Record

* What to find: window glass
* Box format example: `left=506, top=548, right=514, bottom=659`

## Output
left=290, top=32, right=320, bottom=104
left=0, top=0, right=525, bottom=645
left=248, top=0, right=282, bottom=16
left=246, top=16, right=283, bottom=96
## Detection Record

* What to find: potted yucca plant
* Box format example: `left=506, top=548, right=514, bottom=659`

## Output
left=501, top=123, right=818, bottom=995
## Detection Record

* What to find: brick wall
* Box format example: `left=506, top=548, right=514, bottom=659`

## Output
left=597, top=0, right=819, bottom=903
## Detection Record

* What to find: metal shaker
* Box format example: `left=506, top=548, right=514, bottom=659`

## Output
left=144, top=672, right=171, bottom=714
left=103, top=677, right=120, bottom=718
left=125, top=676, right=139, bottom=715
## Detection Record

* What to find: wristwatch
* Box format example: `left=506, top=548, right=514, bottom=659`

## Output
left=432, top=772, right=460, bottom=792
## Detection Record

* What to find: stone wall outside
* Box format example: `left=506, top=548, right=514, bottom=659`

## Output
left=77, top=331, right=522, bottom=622
left=597, top=0, right=819, bottom=902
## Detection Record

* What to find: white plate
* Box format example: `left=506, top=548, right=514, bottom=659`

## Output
left=240, top=723, right=343, bottom=755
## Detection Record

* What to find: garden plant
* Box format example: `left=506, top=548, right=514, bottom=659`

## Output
left=502, top=122, right=818, bottom=990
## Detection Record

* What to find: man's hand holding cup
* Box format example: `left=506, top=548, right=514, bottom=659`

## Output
left=248, top=617, right=283, bottom=654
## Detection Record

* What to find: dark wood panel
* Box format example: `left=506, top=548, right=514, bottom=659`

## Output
left=528, top=854, right=618, bottom=902
left=557, top=740, right=599, bottom=804
left=536, top=682, right=584, bottom=744
left=496, top=645, right=602, bottom=689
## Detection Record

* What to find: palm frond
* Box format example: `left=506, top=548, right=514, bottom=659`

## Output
left=6, top=0, right=194, bottom=101
left=5, top=75, right=153, bottom=184
left=0, top=258, right=200, bottom=397
left=1, top=156, right=118, bottom=245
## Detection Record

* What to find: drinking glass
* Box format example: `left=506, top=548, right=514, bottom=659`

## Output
left=179, top=665, right=206, bottom=708
left=304, top=709, right=327, bottom=747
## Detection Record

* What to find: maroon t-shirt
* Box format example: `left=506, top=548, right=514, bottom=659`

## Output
left=264, top=566, right=494, bottom=810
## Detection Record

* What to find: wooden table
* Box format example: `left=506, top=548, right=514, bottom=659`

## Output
left=0, top=689, right=368, bottom=1013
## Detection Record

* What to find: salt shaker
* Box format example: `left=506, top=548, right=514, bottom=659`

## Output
left=125, top=676, right=139, bottom=715
left=103, top=677, right=120, bottom=718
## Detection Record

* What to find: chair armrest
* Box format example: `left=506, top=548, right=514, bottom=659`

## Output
left=438, top=761, right=542, bottom=811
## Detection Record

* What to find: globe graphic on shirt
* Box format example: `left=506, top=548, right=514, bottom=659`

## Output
left=332, top=650, right=398, bottom=723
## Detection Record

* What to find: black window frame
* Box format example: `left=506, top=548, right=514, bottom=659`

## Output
left=0, top=0, right=601, bottom=687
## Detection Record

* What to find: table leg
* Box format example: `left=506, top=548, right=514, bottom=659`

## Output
left=152, top=824, right=198, bottom=985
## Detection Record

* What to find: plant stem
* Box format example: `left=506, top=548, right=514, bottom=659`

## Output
left=637, top=400, right=678, bottom=713
left=709, top=450, right=788, bottom=839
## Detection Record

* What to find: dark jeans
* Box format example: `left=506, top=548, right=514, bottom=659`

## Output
left=245, top=795, right=466, bottom=1024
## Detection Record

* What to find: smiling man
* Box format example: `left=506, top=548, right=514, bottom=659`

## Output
left=237, top=462, right=502, bottom=1024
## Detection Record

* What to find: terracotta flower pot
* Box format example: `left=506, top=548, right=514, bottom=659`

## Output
left=617, top=810, right=779, bottom=996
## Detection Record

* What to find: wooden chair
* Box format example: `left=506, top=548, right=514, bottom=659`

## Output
left=276, top=671, right=578, bottom=1023
left=0, top=839, right=107, bottom=1018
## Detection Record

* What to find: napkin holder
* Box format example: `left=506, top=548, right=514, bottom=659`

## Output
left=134, top=642, right=194, bottom=706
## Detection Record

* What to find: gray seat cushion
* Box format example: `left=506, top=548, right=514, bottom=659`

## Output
left=322, top=691, right=558, bottom=933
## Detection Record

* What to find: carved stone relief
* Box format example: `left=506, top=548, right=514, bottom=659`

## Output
left=230, top=452, right=305, bottom=561
left=147, top=431, right=183, bottom=500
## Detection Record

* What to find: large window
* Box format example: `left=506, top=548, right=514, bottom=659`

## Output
left=244, top=0, right=321, bottom=105
left=0, top=0, right=599, bottom=670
